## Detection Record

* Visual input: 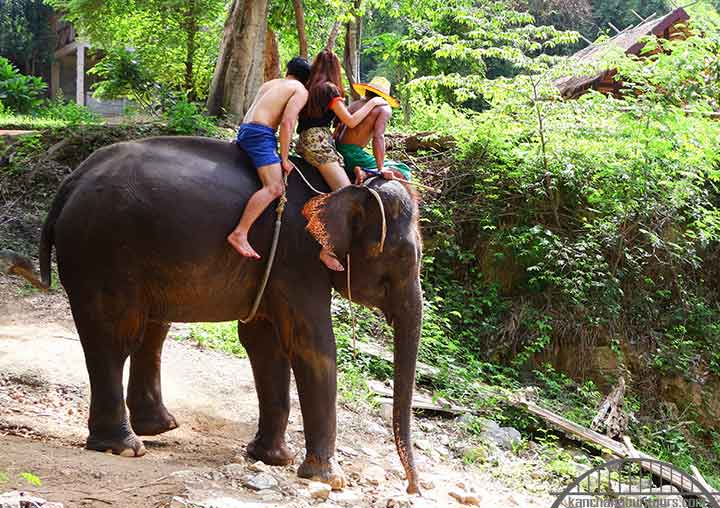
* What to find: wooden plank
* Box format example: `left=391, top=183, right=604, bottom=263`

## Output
left=622, top=435, right=639, bottom=457
left=690, top=465, right=719, bottom=500
left=368, top=380, right=471, bottom=415
left=515, top=398, right=699, bottom=494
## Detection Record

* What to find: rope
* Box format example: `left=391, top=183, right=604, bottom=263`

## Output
left=365, top=188, right=386, bottom=253
left=239, top=172, right=289, bottom=324
left=292, top=162, right=327, bottom=195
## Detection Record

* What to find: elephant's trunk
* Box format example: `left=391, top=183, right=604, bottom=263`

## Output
left=390, top=276, right=422, bottom=495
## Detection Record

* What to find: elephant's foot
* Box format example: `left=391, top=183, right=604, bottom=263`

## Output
left=86, top=429, right=146, bottom=457
left=130, top=407, right=178, bottom=436
left=247, top=437, right=294, bottom=466
left=297, top=455, right=346, bottom=490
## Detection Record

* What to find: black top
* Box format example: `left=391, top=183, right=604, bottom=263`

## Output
left=298, top=84, right=342, bottom=132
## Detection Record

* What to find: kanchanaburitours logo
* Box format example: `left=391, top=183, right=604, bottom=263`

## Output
left=551, top=458, right=720, bottom=508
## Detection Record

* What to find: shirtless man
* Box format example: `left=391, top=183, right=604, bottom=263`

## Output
left=335, top=77, right=411, bottom=185
left=227, top=57, right=311, bottom=259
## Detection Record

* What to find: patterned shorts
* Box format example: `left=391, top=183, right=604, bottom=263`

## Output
left=296, top=127, right=344, bottom=168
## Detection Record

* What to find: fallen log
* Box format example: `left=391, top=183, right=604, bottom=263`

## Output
left=514, top=396, right=706, bottom=494
left=368, top=380, right=472, bottom=415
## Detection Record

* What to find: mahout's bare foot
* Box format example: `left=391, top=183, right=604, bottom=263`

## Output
left=227, top=231, right=260, bottom=259
left=319, top=249, right=344, bottom=272
left=86, top=427, right=146, bottom=457
left=354, top=166, right=365, bottom=185
left=247, top=437, right=294, bottom=466
left=297, top=455, right=346, bottom=490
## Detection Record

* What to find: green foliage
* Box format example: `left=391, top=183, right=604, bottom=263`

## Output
left=88, top=49, right=159, bottom=109
left=41, top=99, right=102, bottom=125
left=165, top=100, right=218, bottom=135
left=47, top=0, right=227, bottom=101
left=19, top=472, right=41, bottom=487
left=0, top=0, right=55, bottom=74
left=0, top=56, right=46, bottom=113
left=184, top=322, right=247, bottom=358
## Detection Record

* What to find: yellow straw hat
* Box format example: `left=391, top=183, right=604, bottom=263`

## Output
left=352, top=76, right=400, bottom=108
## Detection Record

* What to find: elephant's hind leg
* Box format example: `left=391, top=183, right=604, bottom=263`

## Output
left=127, top=321, right=178, bottom=436
left=72, top=304, right=146, bottom=457
left=238, top=319, right=294, bottom=466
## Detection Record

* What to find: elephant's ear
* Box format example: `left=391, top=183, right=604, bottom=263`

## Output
left=302, top=186, right=367, bottom=258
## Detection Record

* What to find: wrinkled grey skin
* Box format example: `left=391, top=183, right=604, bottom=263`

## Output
left=1, top=136, right=423, bottom=493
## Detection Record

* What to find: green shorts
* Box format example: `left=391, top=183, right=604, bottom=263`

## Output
left=335, top=143, right=411, bottom=180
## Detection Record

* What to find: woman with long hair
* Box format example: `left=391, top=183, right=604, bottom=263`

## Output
left=297, top=49, right=386, bottom=270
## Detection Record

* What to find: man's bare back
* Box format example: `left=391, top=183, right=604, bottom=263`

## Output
left=338, top=99, right=392, bottom=146
left=243, top=79, right=307, bottom=130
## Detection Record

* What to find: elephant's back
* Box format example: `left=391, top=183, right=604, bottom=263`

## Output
left=53, top=136, right=269, bottom=307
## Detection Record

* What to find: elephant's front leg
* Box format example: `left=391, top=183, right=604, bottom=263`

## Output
left=292, top=319, right=345, bottom=490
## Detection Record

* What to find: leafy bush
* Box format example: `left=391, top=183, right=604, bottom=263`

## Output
left=0, top=57, right=46, bottom=113
left=88, top=49, right=158, bottom=110
left=41, top=99, right=101, bottom=125
left=165, top=100, right=218, bottom=136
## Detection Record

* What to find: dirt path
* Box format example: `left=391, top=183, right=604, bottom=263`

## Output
left=0, top=275, right=552, bottom=508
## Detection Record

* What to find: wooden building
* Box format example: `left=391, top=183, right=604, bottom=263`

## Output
left=555, top=7, right=690, bottom=99
left=49, top=16, right=131, bottom=115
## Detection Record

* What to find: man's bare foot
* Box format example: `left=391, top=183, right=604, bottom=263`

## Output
left=227, top=231, right=261, bottom=259
left=319, top=249, right=344, bottom=271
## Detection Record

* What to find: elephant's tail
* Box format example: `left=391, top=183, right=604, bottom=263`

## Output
left=0, top=250, right=48, bottom=290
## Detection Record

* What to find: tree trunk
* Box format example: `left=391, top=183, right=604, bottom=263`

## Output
left=293, top=0, right=308, bottom=59
left=325, top=21, right=342, bottom=51
left=343, top=10, right=362, bottom=99
left=207, top=0, right=268, bottom=121
left=184, top=0, right=199, bottom=101
left=264, top=28, right=281, bottom=81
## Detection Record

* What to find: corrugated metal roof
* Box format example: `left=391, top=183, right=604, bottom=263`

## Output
left=554, top=7, right=690, bottom=98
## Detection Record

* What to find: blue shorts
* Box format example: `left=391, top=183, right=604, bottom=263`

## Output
left=236, top=123, right=281, bottom=168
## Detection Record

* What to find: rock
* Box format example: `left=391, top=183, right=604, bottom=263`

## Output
left=438, top=434, right=450, bottom=447
left=241, top=472, right=278, bottom=491
left=367, top=421, right=388, bottom=436
left=382, top=404, right=393, bottom=425
left=330, top=489, right=364, bottom=504
left=449, top=489, right=481, bottom=506
left=0, top=491, right=51, bottom=508
left=308, top=481, right=332, bottom=500
left=414, top=439, right=432, bottom=452
left=337, top=446, right=358, bottom=457
left=419, top=479, right=435, bottom=490
left=258, top=489, right=284, bottom=502
left=481, top=425, right=522, bottom=450
left=363, top=464, right=387, bottom=486
left=456, top=414, right=474, bottom=426
left=381, top=496, right=412, bottom=508
left=315, top=504, right=340, bottom=508
left=248, top=460, right=269, bottom=473
left=169, top=470, right=199, bottom=482
left=169, top=497, right=190, bottom=508
left=221, top=463, right=245, bottom=480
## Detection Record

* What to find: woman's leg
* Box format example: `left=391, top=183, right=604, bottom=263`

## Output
left=316, top=161, right=351, bottom=191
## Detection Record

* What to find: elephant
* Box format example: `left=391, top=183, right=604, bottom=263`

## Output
left=2, top=136, right=423, bottom=494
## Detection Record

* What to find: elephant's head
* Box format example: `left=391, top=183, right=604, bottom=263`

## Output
left=303, top=180, right=423, bottom=494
